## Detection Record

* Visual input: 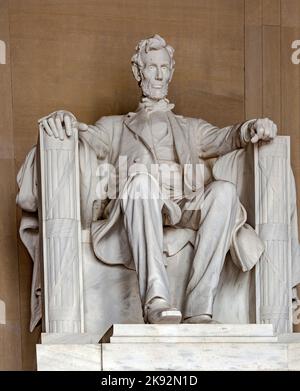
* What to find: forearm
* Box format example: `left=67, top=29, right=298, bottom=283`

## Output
left=197, top=118, right=255, bottom=159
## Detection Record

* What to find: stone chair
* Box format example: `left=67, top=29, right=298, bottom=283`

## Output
left=17, top=129, right=295, bottom=338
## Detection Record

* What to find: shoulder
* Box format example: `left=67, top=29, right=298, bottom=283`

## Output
left=173, top=113, right=206, bottom=130
left=183, top=115, right=216, bottom=131
left=95, top=115, right=125, bottom=130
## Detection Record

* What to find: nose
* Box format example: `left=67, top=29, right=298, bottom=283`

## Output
left=155, top=67, right=163, bottom=80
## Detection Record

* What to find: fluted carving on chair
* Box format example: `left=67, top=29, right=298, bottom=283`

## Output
left=39, top=129, right=84, bottom=333
left=255, top=136, right=292, bottom=333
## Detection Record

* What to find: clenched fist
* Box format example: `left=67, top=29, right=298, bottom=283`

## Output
left=38, top=110, right=88, bottom=140
left=249, top=118, right=277, bottom=143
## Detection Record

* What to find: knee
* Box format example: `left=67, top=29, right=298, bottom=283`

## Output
left=127, top=173, right=158, bottom=198
left=210, top=181, right=238, bottom=205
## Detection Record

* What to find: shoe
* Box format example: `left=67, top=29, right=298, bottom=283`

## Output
left=144, top=298, right=182, bottom=324
left=183, top=314, right=220, bottom=324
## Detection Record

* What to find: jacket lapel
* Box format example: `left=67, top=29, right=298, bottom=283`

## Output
left=124, top=109, right=196, bottom=169
left=124, top=109, right=154, bottom=152
left=167, top=112, right=198, bottom=193
left=166, top=112, right=192, bottom=166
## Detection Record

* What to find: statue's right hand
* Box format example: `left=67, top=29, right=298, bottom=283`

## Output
left=38, top=110, right=88, bottom=140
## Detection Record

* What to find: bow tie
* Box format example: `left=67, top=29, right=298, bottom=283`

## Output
left=138, top=97, right=175, bottom=113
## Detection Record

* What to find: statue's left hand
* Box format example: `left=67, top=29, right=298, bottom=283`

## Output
left=249, top=118, right=277, bottom=143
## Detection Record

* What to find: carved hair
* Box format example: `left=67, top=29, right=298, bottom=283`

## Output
left=131, top=34, right=175, bottom=83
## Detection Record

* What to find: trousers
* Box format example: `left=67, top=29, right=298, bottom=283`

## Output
left=120, top=173, right=239, bottom=319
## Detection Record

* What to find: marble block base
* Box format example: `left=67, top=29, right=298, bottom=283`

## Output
left=37, top=344, right=102, bottom=371
left=37, top=324, right=300, bottom=371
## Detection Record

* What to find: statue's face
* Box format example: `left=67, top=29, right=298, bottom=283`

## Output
left=139, top=48, right=173, bottom=100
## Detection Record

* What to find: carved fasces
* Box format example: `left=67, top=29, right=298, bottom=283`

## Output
left=255, top=136, right=292, bottom=333
left=38, top=111, right=84, bottom=333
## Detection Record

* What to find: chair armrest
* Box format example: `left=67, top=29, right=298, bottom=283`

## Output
left=38, top=127, right=84, bottom=333
left=254, top=136, right=292, bottom=333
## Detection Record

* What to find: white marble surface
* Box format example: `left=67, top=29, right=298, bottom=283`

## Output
left=110, top=336, right=278, bottom=343
left=278, top=333, right=300, bottom=343
left=102, top=342, right=287, bottom=371
left=36, top=344, right=101, bottom=371
left=37, top=340, right=300, bottom=371
left=39, top=124, right=84, bottom=333
left=287, top=343, right=300, bottom=370
left=254, top=137, right=293, bottom=334
left=109, top=323, right=275, bottom=337
left=41, top=333, right=101, bottom=344
left=36, top=325, right=300, bottom=371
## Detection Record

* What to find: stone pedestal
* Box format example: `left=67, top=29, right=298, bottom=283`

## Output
left=36, top=324, right=300, bottom=371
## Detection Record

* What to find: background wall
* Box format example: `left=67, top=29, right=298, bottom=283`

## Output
left=0, top=0, right=299, bottom=370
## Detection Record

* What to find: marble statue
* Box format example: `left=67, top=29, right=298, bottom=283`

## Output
left=16, top=35, right=300, bottom=332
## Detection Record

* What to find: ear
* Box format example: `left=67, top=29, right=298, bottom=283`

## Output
left=131, top=63, right=141, bottom=83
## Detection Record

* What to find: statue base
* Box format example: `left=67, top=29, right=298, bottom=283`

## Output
left=36, top=324, right=300, bottom=371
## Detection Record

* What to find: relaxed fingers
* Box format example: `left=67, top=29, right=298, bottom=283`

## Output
left=64, top=115, right=72, bottom=136
left=40, top=122, right=51, bottom=137
left=48, top=118, right=59, bottom=138
left=42, top=119, right=54, bottom=137
left=55, top=117, right=64, bottom=140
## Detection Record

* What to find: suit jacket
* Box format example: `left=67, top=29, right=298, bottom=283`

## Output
left=79, top=108, right=263, bottom=271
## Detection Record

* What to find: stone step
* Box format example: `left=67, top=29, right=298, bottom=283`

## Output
left=110, top=335, right=278, bottom=343
left=41, top=333, right=101, bottom=344
left=102, top=324, right=274, bottom=342
left=102, top=342, right=296, bottom=371
left=36, top=339, right=300, bottom=371
left=37, top=325, right=300, bottom=371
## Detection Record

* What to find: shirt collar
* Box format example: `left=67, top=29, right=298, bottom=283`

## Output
left=137, top=97, right=175, bottom=113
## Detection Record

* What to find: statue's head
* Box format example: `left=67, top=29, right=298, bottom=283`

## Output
left=131, top=34, right=175, bottom=101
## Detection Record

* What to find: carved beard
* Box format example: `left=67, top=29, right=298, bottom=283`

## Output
left=140, top=77, right=169, bottom=101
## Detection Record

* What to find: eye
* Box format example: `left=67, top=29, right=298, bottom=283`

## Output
left=149, top=65, right=155, bottom=70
